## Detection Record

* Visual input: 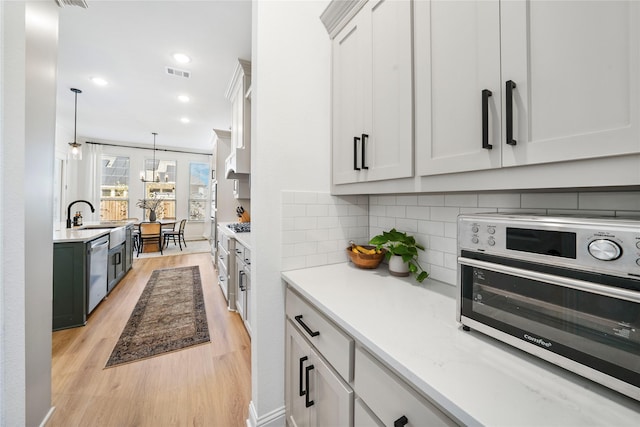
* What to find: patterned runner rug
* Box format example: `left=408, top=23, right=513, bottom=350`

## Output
left=105, top=265, right=210, bottom=367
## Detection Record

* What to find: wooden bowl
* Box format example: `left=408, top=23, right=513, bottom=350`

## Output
left=346, top=245, right=386, bottom=269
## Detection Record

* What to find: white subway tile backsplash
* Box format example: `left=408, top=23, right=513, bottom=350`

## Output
left=377, top=216, right=396, bottom=229
left=386, top=205, right=406, bottom=218
left=282, top=256, right=307, bottom=272
left=418, top=194, right=445, bottom=206
left=418, top=220, right=444, bottom=236
left=378, top=195, right=397, bottom=205
left=283, top=190, right=640, bottom=285
left=444, top=222, right=457, bottom=239
left=282, top=218, right=295, bottom=231
left=281, top=191, right=369, bottom=270
left=445, top=193, right=478, bottom=207
left=522, top=193, right=578, bottom=209
left=282, top=204, right=306, bottom=218
left=396, top=195, right=418, bottom=206
left=282, top=230, right=306, bottom=244
left=478, top=193, right=521, bottom=208
left=406, top=206, right=430, bottom=220
left=395, top=218, right=418, bottom=233
left=430, top=206, right=460, bottom=222
left=430, top=236, right=457, bottom=254
left=317, top=216, right=340, bottom=229
left=307, top=204, right=330, bottom=217
left=428, top=265, right=457, bottom=285
left=579, top=191, right=640, bottom=211
left=444, top=253, right=458, bottom=270
left=294, top=192, right=318, bottom=204
left=424, top=249, right=444, bottom=267
left=294, top=217, right=318, bottom=230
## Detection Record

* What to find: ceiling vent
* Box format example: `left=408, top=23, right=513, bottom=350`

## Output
left=55, top=0, right=88, bottom=8
left=165, top=67, right=191, bottom=79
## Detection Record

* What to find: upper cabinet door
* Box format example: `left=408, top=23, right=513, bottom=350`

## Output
left=332, top=0, right=413, bottom=185
left=501, top=0, right=640, bottom=167
left=333, top=10, right=368, bottom=185
left=416, top=0, right=502, bottom=176
left=365, top=0, right=413, bottom=182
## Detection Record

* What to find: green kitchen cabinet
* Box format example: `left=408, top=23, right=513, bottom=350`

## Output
left=53, top=241, right=87, bottom=331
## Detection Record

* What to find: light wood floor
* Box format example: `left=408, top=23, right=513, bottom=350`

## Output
left=49, top=253, right=251, bottom=426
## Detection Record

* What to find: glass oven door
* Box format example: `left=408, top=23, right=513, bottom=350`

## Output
left=459, top=250, right=640, bottom=397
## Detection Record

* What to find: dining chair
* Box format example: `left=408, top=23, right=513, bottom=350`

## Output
left=137, top=221, right=162, bottom=256
left=163, top=219, right=187, bottom=250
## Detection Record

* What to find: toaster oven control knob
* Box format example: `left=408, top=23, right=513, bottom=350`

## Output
left=472, top=236, right=479, bottom=244
left=472, top=225, right=479, bottom=233
left=588, top=239, right=622, bottom=261
left=487, top=237, right=495, bottom=246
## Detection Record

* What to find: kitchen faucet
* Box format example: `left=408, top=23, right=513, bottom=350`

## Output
left=66, top=200, right=95, bottom=228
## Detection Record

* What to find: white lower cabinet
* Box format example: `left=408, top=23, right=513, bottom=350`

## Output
left=355, top=347, right=457, bottom=427
left=285, top=321, right=353, bottom=427
left=285, top=286, right=458, bottom=427
left=354, top=398, right=384, bottom=427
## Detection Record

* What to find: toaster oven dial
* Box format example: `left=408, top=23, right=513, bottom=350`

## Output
left=588, top=239, right=622, bottom=261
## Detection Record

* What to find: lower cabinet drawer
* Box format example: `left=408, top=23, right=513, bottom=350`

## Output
left=286, top=288, right=354, bottom=381
left=355, top=398, right=384, bottom=427
left=355, top=347, right=457, bottom=427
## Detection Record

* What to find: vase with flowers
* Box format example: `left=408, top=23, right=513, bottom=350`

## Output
left=136, top=196, right=163, bottom=221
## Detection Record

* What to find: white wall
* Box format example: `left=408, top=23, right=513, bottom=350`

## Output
left=1, top=2, right=58, bottom=425
left=250, top=1, right=331, bottom=425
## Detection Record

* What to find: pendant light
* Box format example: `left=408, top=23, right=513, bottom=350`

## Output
left=140, top=132, right=160, bottom=182
left=68, top=88, right=83, bottom=160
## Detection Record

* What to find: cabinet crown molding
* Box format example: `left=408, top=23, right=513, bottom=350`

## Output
left=225, top=58, right=251, bottom=100
left=320, top=0, right=368, bottom=38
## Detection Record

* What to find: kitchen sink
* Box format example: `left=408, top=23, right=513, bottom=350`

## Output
left=78, top=223, right=127, bottom=248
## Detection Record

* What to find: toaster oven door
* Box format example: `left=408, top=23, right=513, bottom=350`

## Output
left=458, top=250, right=640, bottom=399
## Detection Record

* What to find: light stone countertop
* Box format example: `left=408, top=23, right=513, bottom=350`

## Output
left=53, top=220, right=134, bottom=243
left=282, top=262, right=640, bottom=426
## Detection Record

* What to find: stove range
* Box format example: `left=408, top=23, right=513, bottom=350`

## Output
left=226, top=222, right=250, bottom=233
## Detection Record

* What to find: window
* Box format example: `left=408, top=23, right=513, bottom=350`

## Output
left=100, top=155, right=130, bottom=220
left=143, top=159, right=176, bottom=220
left=189, top=162, right=209, bottom=220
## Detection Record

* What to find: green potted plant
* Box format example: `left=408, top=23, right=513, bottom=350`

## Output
left=369, top=228, right=429, bottom=282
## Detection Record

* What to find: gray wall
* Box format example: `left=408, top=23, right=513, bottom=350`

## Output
left=1, top=1, right=58, bottom=425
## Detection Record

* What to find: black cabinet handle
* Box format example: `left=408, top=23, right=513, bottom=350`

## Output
left=506, top=80, right=517, bottom=146
left=353, top=136, right=361, bottom=170
left=482, top=89, right=492, bottom=150
left=305, top=364, right=315, bottom=407
left=239, top=271, right=246, bottom=291
left=298, top=356, right=308, bottom=397
left=361, top=133, right=369, bottom=169
left=394, top=415, right=409, bottom=427
left=294, top=315, right=320, bottom=337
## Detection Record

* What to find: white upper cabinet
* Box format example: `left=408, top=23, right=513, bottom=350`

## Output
left=501, top=0, right=640, bottom=166
left=417, top=0, right=640, bottom=176
left=224, top=59, right=251, bottom=180
left=416, top=0, right=502, bottom=175
left=332, top=0, right=413, bottom=184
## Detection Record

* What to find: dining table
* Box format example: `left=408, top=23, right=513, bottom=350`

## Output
left=133, top=219, right=177, bottom=253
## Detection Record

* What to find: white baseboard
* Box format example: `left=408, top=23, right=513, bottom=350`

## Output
left=39, top=406, right=55, bottom=427
left=247, top=401, right=286, bottom=427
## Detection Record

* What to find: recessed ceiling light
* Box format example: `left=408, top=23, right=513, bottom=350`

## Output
left=90, top=77, right=108, bottom=86
left=177, top=95, right=190, bottom=103
left=180, top=117, right=190, bottom=124
left=173, top=53, right=191, bottom=64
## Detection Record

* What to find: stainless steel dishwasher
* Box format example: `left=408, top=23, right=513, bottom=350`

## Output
left=87, top=235, right=109, bottom=313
